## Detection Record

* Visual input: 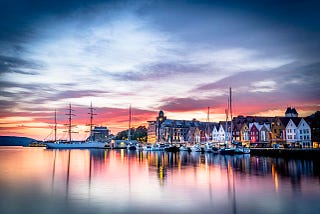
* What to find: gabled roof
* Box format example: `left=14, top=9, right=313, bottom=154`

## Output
left=277, top=117, right=291, bottom=127
left=290, top=117, right=302, bottom=127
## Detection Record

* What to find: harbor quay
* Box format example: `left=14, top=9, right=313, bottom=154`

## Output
left=146, top=108, right=320, bottom=149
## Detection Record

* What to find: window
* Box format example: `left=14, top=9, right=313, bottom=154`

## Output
left=300, top=136, right=302, bottom=140
left=300, top=130, right=302, bottom=134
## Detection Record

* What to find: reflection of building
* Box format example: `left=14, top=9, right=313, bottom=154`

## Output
left=147, top=111, right=218, bottom=144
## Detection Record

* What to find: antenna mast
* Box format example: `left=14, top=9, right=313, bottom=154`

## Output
left=229, top=87, right=233, bottom=143
left=128, top=105, right=132, bottom=141
left=54, top=109, right=57, bottom=142
left=206, top=106, right=210, bottom=141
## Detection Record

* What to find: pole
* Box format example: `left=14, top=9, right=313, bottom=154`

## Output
left=230, top=87, right=233, bottom=143
left=54, top=109, right=57, bottom=142
left=128, top=105, right=131, bottom=141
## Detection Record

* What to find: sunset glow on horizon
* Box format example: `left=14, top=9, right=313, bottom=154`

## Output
left=1, top=0, right=319, bottom=140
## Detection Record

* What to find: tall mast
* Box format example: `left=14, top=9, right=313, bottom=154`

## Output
left=128, top=105, right=132, bottom=141
left=225, top=98, right=229, bottom=146
left=65, top=103, right=76, bottom=142
left=206, top=106, right=210, bottom=141
left=54, top=109, right=57, bottom=142
left=88, top=102, right=96, bottom=140
left=229, top=87, right=233, bottom=143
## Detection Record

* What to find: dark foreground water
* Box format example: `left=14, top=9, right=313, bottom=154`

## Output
left=0, top=147, right=319, bottom=214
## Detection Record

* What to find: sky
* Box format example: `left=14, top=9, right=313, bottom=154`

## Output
left=0, top=0, right=319, bottom=140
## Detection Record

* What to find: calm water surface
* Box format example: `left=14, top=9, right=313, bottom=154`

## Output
left=0, top=147, right=319, bottom=214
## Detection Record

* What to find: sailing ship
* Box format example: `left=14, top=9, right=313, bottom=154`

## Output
left=219, top=88, right=236, bottom=155
left=46, top=103, right=106, bottom=149
left=219, top=88, right=250, bottom=155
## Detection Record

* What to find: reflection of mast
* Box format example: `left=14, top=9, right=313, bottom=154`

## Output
left=51, top=149, right=57, bottom=196
left=66, top=150, right=71, bottom=200
left=226, top=157, right=237, bottom=214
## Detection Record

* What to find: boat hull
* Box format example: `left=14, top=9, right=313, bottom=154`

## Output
left=46, top=142, right=106, bottom=149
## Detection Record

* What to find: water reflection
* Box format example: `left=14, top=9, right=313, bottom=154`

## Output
left=0, top=147, right=319, bottom=214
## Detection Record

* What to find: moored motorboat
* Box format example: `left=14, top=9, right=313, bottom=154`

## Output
left=190, top=144, right=202, bottom=152
left=179, top=145, right=190, bottom=152
left=234, top=146, right=250, bottom=154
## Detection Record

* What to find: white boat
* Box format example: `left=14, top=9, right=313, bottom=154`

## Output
left=203, top=143, right=218, bottom=153
left=143, top=144, right=153, bottom=151
left=127, top=142, right=136, bottom=150
left=190, top=144, right=202, bottom=152
left=143, top=143, right=166, bottom=151
left=179, top=145, right=190, bottom=152
left=46, top=103, right=106, bottom=149
left=234, top=146, right=250, bottom=154
left=135, top=143, right=144, bottom=150
left=47, top=140, right=106, bottom=149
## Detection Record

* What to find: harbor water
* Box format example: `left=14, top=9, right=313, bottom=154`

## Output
left=0, top=146, right=319, bottom=214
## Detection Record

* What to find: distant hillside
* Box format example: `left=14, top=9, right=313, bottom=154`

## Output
left=0, top=136, right=36, bottom=146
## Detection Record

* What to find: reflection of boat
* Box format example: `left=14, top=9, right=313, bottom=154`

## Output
left=234, top=146, right=250, bottom=154
left=143, top=143, right=167, bottom=151
left=47, top=103, right=106, bottom=149
left=190, top=144, right=202, bottom=152
left=127, top=142, right=136, bottom=150
left=204, top=143, right=219, bottom=153
left=219, top=147, right=235, bottom=155
left=164, top=144, right=179, bottom=152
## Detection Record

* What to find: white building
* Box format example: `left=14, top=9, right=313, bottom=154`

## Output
left=218, top=124, right=226, bottom=143
left=212, top=126, right=219, bottom=142
left=296, top=118, right=312, bottom=147
left=285, top=119, right=298, bottom=143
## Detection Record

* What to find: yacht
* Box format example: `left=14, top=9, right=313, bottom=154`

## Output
left=179, top=145, right=190, bottom=152
left=190, top=144, right=202, bottom=152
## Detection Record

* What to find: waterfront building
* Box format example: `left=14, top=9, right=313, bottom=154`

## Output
left=306, top=111, right=320, bottom=148
left=88, top=126, right=110, bottom=142
left=296, top=118, right=312, bottom=147
left=147, top=111, right=218, bottom=144
left=272, top=117, right=290, bottom=145
left=240, top=123, right=250, bottom=144
left=285, top=118, right=299, bottom=143
left=249, top=123, right=260, bottom=144
left=211, top=125, right=219, bottom=142
left=218, top=122, right=229, bottom=143
left=232, top=123, right=242, bottom=141
left=147, top=121, right=157, bottom=143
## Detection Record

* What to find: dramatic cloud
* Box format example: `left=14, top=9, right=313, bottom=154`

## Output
left=0, top=0, right=319, bottom=139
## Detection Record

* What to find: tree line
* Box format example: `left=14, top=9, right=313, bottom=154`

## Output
left=115, top=126, right=147, bottom=142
